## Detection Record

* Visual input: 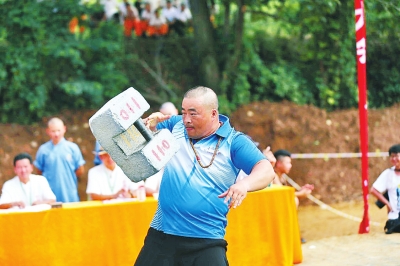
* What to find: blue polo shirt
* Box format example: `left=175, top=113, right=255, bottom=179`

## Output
left=34, top=138, right=85, bottom=202
left=150, top=115, right=266, bottom=239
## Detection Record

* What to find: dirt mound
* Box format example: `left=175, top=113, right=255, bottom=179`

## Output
left=1, top=102, right=400, bottom=204
left=230, top=101, right=400, bottom=204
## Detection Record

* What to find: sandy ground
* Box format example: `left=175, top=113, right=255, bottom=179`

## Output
left=297, top=198, right=400, bottom=265
left=300, top=233, right=400, bottom=266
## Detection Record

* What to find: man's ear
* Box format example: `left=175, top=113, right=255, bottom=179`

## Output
left=211, top=109, right=218, bottom=118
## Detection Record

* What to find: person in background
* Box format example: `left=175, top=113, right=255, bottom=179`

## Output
left=34, top=117, right=85, bottom=203
left=139, top=2, right=153, bottom=37
left=147, top=7, right=168, bottom=37
left=0, top=153, right=56, bottom=209
left=120, top=0, right=142, bottom=37
left=272, top=149, right=314, bottom=243
left=159, top=101, right=179, bottom=116
left=273, top=149, right=314, bottom=207
left=370, top=144, right=400, bottom=234
left=174, top=2, right=192, bottom=36
left=87, top=146, right=144, bottom=200
left=93, top=140, right=102, bottom=166
left=134, top=0, right=143, bottom=15
left=101, top=0, right=120, bottom=23
left=134, top=86, right=275, bottom=265
left=162, top=0, right=179, bottom=35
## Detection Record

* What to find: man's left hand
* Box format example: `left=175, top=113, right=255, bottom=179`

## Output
left=218, top=180, right=249, bottom=209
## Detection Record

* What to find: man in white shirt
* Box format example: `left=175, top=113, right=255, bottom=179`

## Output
left=166, top=1, right=190, bottom=36
left=140, top=2, right=153, bottom=36
left=148, top=7, right=168, bottom=36
left=101, top=0, right=119, bottom=22
left=86, top=146, right=144, bottom=200
left=120, top=0, right=141, bottom=37
left=162, top=0, right=178, bottom=23
left=119, top=0, right=136, bottom=19
left=163, top=0, right=189, bottom=35
left=370, top=144, right=400, bottom=234
left=176, top=2, right=191, bottom=24
left=0, top=153, right=56, bottom=209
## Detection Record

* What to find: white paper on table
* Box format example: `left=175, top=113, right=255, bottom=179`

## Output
left=102, top=198, right=138, bottom=204
left=0, top=204, right=52, bottom=214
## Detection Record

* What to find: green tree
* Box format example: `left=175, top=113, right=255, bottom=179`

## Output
left=0, top=0, right=127, bottom=123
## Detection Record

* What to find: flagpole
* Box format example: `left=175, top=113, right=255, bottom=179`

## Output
left=354, top=0, right=370, bottom=234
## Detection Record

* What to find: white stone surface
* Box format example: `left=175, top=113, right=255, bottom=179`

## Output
left=89, top=87, right=179, bottom=182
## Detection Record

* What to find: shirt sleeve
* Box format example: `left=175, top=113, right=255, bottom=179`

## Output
left=156, top=115, right=182, bottom=131
left=72, top=144, right=86, bottom=170
left=39, top=176, right=56, bottom=201
left=230, top=133, right=266, bottom=175
left=372, top=169, right=390, bottom=193
left=86, top=168, right=100, bottom=194
left=0, top=182, right=13, bottom=204
left=33, top=146, right=45, bottom=172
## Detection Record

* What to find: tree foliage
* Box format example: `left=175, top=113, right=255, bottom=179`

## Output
left=0, top=0, right=127, bottom=123
left=1, top=0, right=400, bottom=124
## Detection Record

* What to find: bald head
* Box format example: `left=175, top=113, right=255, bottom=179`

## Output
left=48, top=117, right=65, bottom=127
left=160, top=102, right=179, bottom=115
left=47, top=117, right=66, bottom=144
left=184, top=86, right=218, bottom=111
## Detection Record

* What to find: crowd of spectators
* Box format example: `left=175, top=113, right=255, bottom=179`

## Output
left=100, top=0, right=193, bottom=38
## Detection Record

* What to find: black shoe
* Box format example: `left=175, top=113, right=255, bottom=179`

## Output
left=384, top=219, right=400, bottom=234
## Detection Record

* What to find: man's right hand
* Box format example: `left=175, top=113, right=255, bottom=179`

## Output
left=143, top=112, right=171, bottom=131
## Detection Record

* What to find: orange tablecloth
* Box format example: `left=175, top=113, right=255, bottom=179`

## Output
left=226, top=186, right=303, bottom=265
left=0, top=187, right=301, bottom=266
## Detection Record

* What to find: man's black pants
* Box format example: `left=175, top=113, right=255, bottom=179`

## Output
left=134, top=228, right=229, bottom=266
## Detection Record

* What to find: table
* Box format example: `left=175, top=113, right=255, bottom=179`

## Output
left=0, top=186, right=302, bottom=266
left=226, top=186, right=303, bottom=265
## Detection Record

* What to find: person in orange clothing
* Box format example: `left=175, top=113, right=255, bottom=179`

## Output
left=139, top=2, right=152, bottom=36
left=147, top=7, right=168, bottom=37
left=120, top=1, right=142, bottom=37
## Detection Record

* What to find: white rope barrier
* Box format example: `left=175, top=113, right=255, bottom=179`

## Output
left=291, top=151, right=388, bottom=159
left=283, top=174, right=382, bottom=227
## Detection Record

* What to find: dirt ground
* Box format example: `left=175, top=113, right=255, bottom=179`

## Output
left=1, top=101, right=400, bottom=265
left=297, top=198, right=400, bottom=265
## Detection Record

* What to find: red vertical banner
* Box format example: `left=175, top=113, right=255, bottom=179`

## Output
left=354, top=0, right=369, bottom=234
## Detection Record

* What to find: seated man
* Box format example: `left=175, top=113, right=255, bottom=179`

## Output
left=86, top=146, right=144, bottom=200
left=0, top=153, right=56, bottom=209
left=120, top=1, right=142, bottom=37
left=147, top=7, right=168, bottom=37
left=273, top=149, right=314, bottom=207
left=174, top=2, right=192, bottom=36
left=139, top=2, right=152, bottom=37
left=370, top=144, right=400, bottom=234
left=273, top=149, right=314, bottom=244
